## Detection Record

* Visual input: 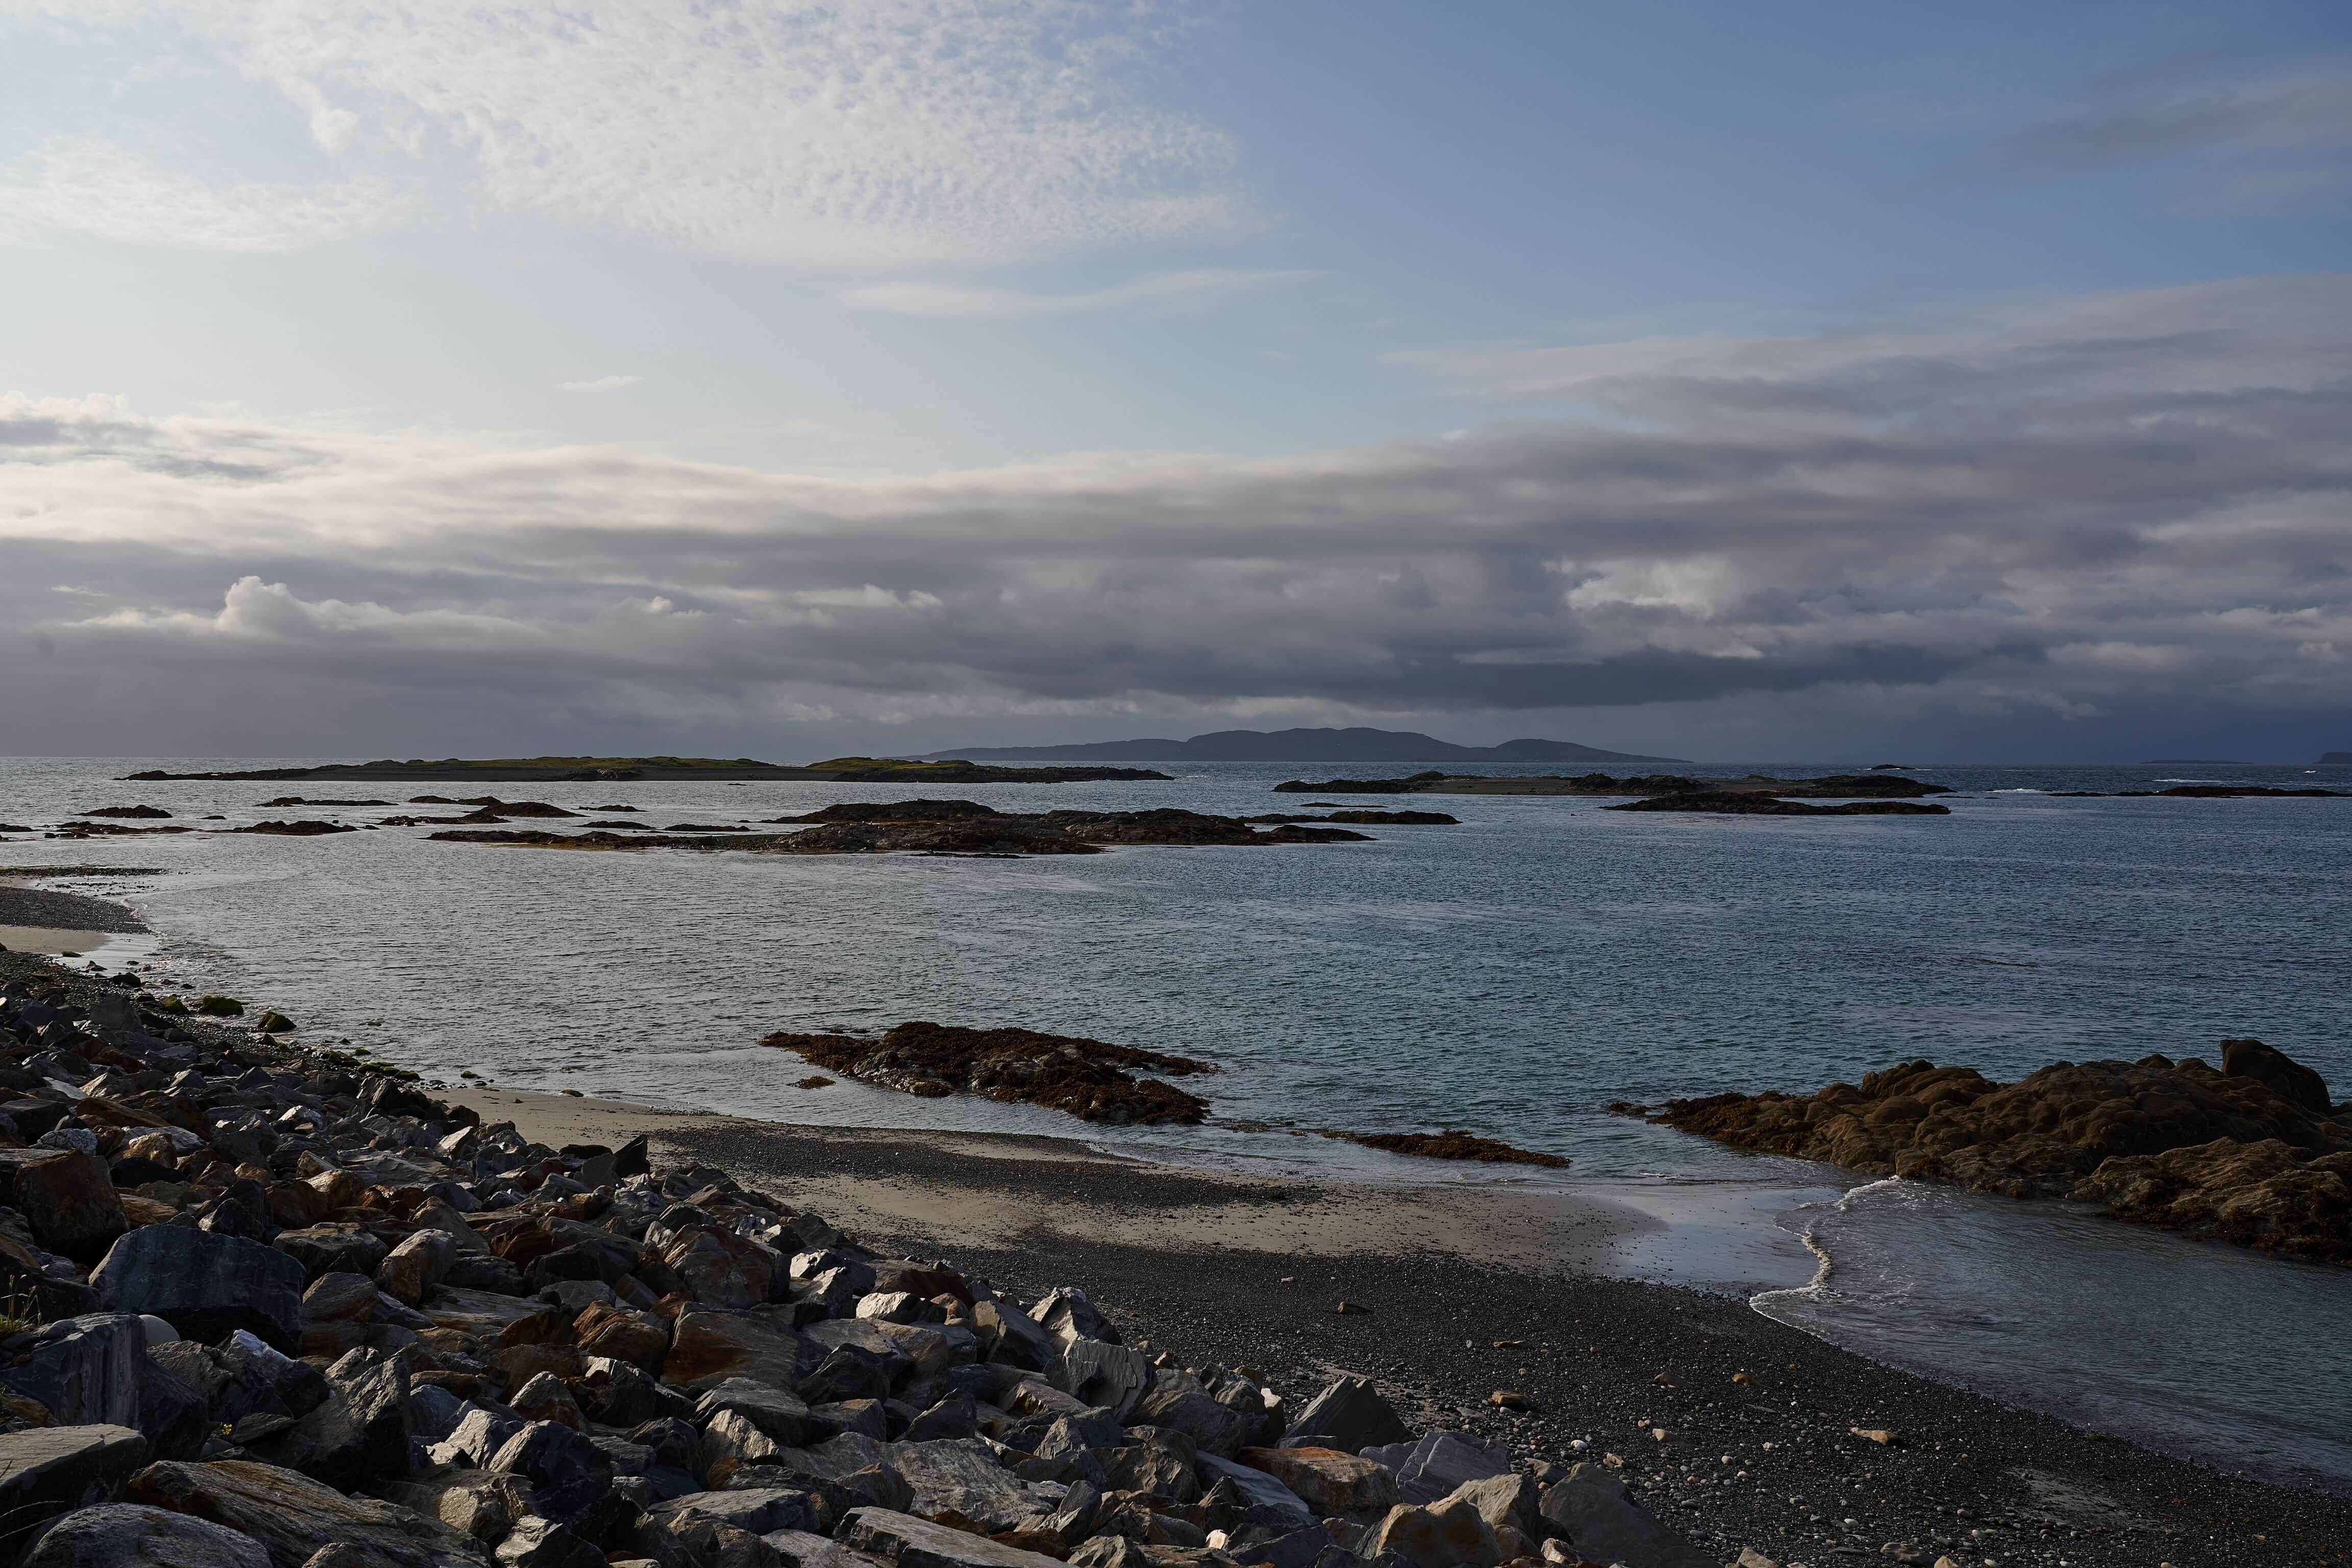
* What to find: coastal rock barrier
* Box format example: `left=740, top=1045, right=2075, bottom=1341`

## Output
left=1639, top=1040, right=2350, bottom=1263
left=0, top=954, right=1703, bottom=1568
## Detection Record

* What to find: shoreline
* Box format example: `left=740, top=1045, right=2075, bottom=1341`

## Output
left=446, top=1086, right=2350, bottom=1566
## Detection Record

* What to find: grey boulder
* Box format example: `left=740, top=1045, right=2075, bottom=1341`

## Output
left=19, top=1502, right=271, bottom=1568
left=92, top=1225, right=308, bottom=1353
left=1537, top=1463, right=1715, bottom=1568
left=0, top=1314, right=145, bottom=1427
left=1280, top=1377, right=1409, bottom=1453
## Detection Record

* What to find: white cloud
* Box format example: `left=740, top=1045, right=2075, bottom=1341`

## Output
left=3, top=275, right=2349, bottom=741
left=7, top=1, right=1243, bottom=264
left=0, top=137, right=397, bottom=251
left=837, top=269, right=1315, bottom=319
left=558, top=375, right=642, bottom=394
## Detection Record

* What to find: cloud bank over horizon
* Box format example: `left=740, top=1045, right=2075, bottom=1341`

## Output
left=7, top=275, right=2348, bottom=760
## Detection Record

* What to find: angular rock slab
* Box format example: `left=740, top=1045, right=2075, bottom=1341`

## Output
left=1389, top=1432, right=1507, bottom=1505
left=0, top=1425, right=152, bottom=1553
left=0, top=1314, right=145, bottom=1428
left=666, top=1306, right=804, bottom=1391
left=837, top=1507, right=1069, bottom=1568
left=1196, top=1454, right=1314, bottom=1527
left=93, top=1226, right=308, bottom=1354
left=1364, top=1497, right=1500, bottom=1568
left=1536, top=1463, right=1714, bottom=1568
left=19, top=1502, right=272, bottom=1568
left=126, top=1458, right=493, bottom=1568
left=1235, top=1446, right=1399, bottom=1519
left=1279, top=1377, right=1408, bottom=1453
left=887, top=1439, right=1048, bottom=1533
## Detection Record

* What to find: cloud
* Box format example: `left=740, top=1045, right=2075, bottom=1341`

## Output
left=8, top=1, right=1242, bottom=264
left=836, top=269, right=1316, bottom=319
left=0, top=137, right=397, bottom=252
left=2007, top=58, right=2352, bottom=213
left=3, top=274, right=2349, bottom=744
left=558, top=375, right=641, bottom=394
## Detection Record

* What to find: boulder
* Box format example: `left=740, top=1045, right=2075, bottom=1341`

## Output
left=1389, top=1432, right=1507, bottom=1504
left=14, top=1154, right=128, bottom=1265
left=125, top=1458, right=494, bottom=1568
left=1446, top=1473, right=1540, bottom=1538
left=385, top=1472, right=535, bottom=1544
left=1027, top=1288, right=1118, bottom=1345
left=135, top=1352, right=211, bottom=1461
left=0, top=1426, right=152, bottom=1550
left=836, top=1506, right=1069, bottom=1568
left=697, top=1378, right=814, bottom=1447
left=644, top=1487, right=821, bottom=1542
left=274, top=1227, right=390, bottom=1282
left=1536, top=1463, right=1713, bottom=1568
left=664, top=1229, right=780, bottom=1308
left=1055, top=1338, right=1150, bottom=1419
left=2222, top=1037, right=2334, bottom=1114
left=376, top=1232, right=459, bottom=1309
left=428, top=1408, right=525, bottom=1471
left=969, top=1300, right=1052, bottom=1372
left=1236, top=1447, right=1399, bottom=1519
left=889, top=1438, right=1046, bottom=1532
left=1129, top=1384, right=1244, bottom=1458
left=489, top=1516, right=606, bottom=1568
left=1363, top=1497, right=1500, bottom=1568
left=0, top=1315, right=145, bottom=1427
left=508, top=1373, right=587, bottom=1433
left=93, top=1226, right=307, bottom=1353
left=801, top=1344, right=901, bottom=1406
left=667, top=1307, right=805, bottom=1391
left=19, top=1502, right=272, bottom=1568
left=1195, top=1454, right=1314, bottom=1528
left=574, top=1302, right=670, bottom=1377
left=1279, top=1378, right=1408, bottom=1453
left=764, top=1528, right=891, bottom=1568
left=487, top=1421, right=613, bottom=1530
left=249, top=1349, right=412, bottom=1489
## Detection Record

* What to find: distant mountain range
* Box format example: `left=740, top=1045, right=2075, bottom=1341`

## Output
left=926, top=727, right=1694, bottom=766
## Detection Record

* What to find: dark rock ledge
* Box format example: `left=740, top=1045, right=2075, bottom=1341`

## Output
left=1635, top=1040, right=2351, bottom=1264
left=0, top=952, right=1710, bottom=1568
left=430, top=802, right=1373, bottom=858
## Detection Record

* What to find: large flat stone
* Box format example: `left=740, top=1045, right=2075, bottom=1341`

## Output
left=19, top=1502, right=272, bottom=1568
left=837, top=1507, right=1069, bottom=1568
left=666, top=1306, right=804, bottom=1390
left=125, top=1458, right=493, bottom=1568
left=0, top=1425, right=151, bottom=1552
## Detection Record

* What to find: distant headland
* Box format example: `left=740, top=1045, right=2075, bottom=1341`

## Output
left=118, top=755, right=1169, bottom=784
left=925, top=725, right=1692, bottom=766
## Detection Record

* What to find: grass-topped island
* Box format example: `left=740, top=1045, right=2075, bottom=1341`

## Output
left=120, top=754, right=1172, bottom=784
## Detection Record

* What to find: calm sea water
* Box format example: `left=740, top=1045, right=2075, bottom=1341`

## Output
left=3, top=755, right=2348, bottom=1487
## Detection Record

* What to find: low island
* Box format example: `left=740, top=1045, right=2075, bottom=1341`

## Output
left=121, top=754, right=1171, bottom=785
left=1273, top=771, right=1951, bottom=799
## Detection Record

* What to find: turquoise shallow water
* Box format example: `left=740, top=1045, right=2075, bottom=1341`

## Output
left=2, top=755, right=2348, bottom=1487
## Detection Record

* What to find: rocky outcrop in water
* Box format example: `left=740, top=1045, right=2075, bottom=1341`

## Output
left=1647, top=1040, right=2350, bottom=1263
left=1603, top=794, right=1950, bottom=817
left=1274, top=772, right=1951, bottom=800
left=433, top=802, right=1372, bottom=858
left=0, top=952, right=1716, bottom=1568
left=760, top=1023, right=1217, bottom=1125
left=1318, top=1131, right=1570, bottom=1170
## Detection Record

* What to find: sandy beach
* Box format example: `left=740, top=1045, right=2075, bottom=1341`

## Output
left=449, top=1086, right=2352, bottom=1567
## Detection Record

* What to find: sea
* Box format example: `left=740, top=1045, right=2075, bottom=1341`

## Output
left=3, top=755, right=2348, bottom=1490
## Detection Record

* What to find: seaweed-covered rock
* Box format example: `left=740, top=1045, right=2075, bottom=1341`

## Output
left=760, top=1023, right=1214, bottom=1126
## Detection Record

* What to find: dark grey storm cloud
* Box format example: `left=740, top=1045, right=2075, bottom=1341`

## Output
left=4, top=274, right=2349, bottom=753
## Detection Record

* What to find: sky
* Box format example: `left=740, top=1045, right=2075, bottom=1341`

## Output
left=4, top=1, right=2349, bottom=763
